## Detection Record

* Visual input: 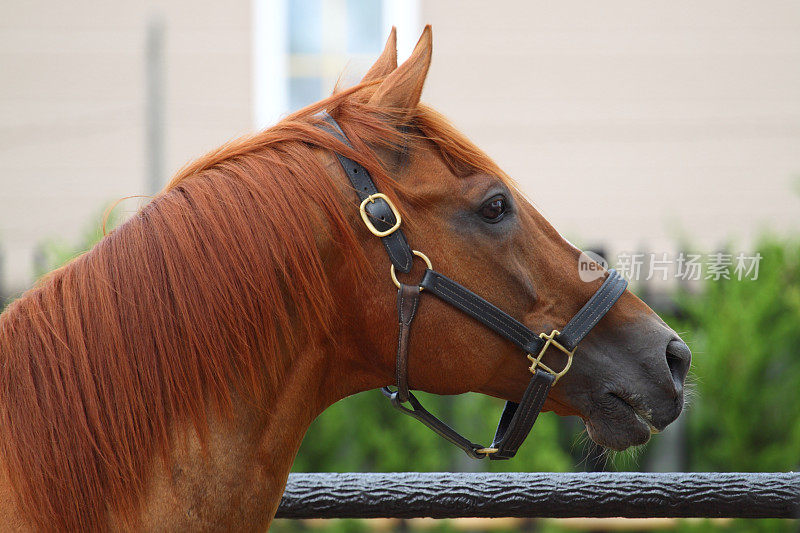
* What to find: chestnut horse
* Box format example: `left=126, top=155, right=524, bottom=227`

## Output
left=0, top=27, right=690, bottom=531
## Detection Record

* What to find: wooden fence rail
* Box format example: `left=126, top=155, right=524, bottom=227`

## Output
left=276, top=472, right=800, bottom=520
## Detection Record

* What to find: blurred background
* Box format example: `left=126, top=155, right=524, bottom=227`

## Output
left=1, top=1, right=799, bottom=532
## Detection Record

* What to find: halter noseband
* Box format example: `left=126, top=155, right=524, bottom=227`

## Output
left=321, top=114, right=627, bottom=460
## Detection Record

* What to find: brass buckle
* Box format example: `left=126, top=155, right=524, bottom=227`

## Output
left=359, top=193, right=402, bottom=237
left=476, top=447, right=498, bottom=455
left=526, top=330, right=575, bottom=384
left=390, top=250, right=432, bottom=290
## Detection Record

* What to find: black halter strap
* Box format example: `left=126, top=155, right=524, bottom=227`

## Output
left=417, top=268, right=627, bottom=459
left=319, top=113, right=628, bottom=460
left=321, top=115, right=413, bottom=273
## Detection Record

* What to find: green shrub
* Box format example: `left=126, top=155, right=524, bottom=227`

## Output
left=293, top=391, right=573, bottom=474
left=664, top=237, right=800, bottom=533
left=33, top=209, right=119, bottom=278
left=679, top=237, right=800, bottom=473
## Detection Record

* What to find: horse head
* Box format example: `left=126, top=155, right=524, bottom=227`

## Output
left=323, top=26, right=690, bottom=453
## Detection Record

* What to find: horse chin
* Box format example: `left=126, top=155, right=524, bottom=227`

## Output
left=583, top=393, right=655, bottom=451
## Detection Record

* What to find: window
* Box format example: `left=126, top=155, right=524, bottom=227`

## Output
left=286, top=0, right=385, bottom=110
left=253, top=0, right=419, bottom=127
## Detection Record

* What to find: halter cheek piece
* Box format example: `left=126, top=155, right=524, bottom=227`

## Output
left=321, top=114, right=627, bottom=460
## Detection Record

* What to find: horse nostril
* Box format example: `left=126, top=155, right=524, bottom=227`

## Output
left=665, top=339, right=691, bottom=394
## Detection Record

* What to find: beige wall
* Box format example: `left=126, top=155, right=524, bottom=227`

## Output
left=421, top=0, right=800, bottom=257
left=2, top=1, right=799, bottom=294
left=0, top=1, right=252, bottom=293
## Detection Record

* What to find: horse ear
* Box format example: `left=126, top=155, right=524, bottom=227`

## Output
left=369, top=25, right=432, bottom=112
left=361, top=27, right=397, bottom=83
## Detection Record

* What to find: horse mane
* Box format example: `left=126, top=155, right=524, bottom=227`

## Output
left=0, top=81, right=506, bottom=531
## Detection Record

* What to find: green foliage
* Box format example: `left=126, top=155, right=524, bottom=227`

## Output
left=33, top=209, right=119, bottom=277
left=292, top=391, right=573, bottom=474
left=660, top=237, right=800, bottom=533
left=678, top=237, right=800, bottom=473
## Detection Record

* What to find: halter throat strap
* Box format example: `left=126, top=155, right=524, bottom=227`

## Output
left=320, top=113, right=627, bottom=460
left=388, top=269, right=626, bottom=459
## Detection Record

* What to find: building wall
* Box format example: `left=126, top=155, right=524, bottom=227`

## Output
left=2, top=1, right=799, bottom=294
left=0, top=1, right=252, bottom=293
left=420, top=0, right=800, bottom=258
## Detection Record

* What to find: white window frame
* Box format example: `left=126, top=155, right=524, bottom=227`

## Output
left=253, top=0, right=420, bottom=129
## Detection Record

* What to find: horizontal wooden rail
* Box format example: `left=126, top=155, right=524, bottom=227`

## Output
left=276, top=472, right=800, bottom=520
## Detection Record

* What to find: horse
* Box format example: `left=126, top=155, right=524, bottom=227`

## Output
left=0, top=26, right=690, bottom=531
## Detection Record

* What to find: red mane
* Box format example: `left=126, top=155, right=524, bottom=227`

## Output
left=0, top=83, right=506, bottom=531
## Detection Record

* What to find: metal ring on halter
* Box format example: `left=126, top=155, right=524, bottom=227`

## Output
left=390, top=250, right=432, bottom=289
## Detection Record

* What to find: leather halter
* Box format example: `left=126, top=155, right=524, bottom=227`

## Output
left=321, top=114, right=627, bottom=460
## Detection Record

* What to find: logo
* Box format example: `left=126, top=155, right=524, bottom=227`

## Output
left=578, top=251, right=608, bottom=282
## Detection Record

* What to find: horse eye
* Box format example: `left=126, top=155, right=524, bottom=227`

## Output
left=479, top=196, right=507, bottom=222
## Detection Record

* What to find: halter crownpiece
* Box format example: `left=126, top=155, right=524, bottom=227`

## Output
left=320, top=113, right=627, bottom=460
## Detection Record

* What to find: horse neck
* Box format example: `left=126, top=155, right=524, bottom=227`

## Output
left=139, top=161, right=399, bottom=522
left=0, top=182, right=385, bottom=530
